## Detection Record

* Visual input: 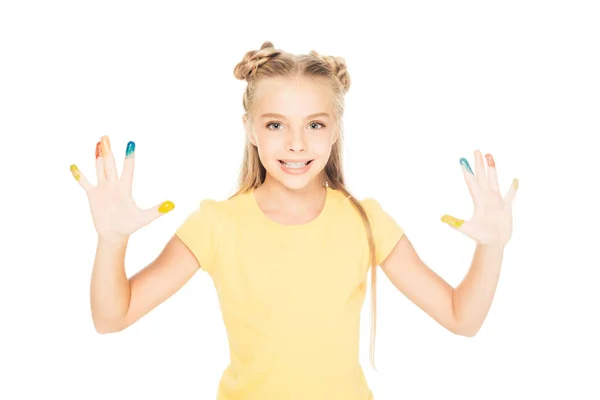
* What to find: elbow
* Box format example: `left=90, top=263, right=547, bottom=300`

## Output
left=93, top=320, right=115, bottom=334
left=457, top=329, right=478, bottom=338
left=95, top=324, right=115, bottom=334
left=452, top=323, right=480, bottom=337
left=92, top=315, right=125, bottom=334
left=449, top=316, right=480, bottom=337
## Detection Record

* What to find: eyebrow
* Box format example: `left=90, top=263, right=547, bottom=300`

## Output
left=259, top=112, right=330, bottom=120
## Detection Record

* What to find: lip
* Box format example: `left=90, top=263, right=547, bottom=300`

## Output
left=279, top=159, right=313, bottom=163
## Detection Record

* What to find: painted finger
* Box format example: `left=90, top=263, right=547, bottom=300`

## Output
left=101, top=135, right=118, bottom=181
left=460, top=157, right=474, bottom=175
left=504, top=178, right=519, bottom=206
left=441, top=214, right=465, bottom=229
left=120, top=141, right=136, bottom=193
left=70, top=164, right=93, bottom=191
left=460, top=158, right=484, bottom=208
left=440, top=216, right=478, bottom=241
left=485, top=153, right=500, bottom=192
left=95, top=141, right=106, bottom=183
left=139, top=200, right=175, bottom=226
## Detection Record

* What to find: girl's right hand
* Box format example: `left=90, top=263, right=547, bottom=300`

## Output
left=70, top=135, right=175, bottom=242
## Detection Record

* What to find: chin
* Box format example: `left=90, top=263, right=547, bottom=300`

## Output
left=278, top=178, right=315, bottom=191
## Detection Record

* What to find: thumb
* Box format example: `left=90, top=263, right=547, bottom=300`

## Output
left=140, top=200, right=175, bottom=225
left=441, top=214, right=464, bottom=230
left=440, top=214, right=479, bottom=239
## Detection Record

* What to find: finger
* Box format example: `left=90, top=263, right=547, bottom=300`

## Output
left=441, top=214, right=465, bottom=229
left=121, top=141, right=136, bottom=193
left=485, top=153, right=500, bottom=192
left=95, top=141, right=106, bottom=183
left=440, top=216, right=480, bottom=240
left=459, top=157, right=474, bottom=175
left=459, top=159, right=483, bottom=208
left=101, top=135, right=118, bottom=181
left=504, top=178, right=519, bottom=206
left=70, top=164, right=93, bottom=192
left=473, top=149, right=489, bottom=190
left=140, top=200, right=175, bottom=226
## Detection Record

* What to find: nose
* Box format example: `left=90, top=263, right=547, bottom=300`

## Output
left=286, top=129, right=307, bottom=153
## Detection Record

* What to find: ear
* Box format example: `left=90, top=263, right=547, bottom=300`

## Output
left=243, top=114, right=257, bottom=146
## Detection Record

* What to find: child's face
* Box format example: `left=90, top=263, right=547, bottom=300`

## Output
left=246, top=77, right=338, bottom=190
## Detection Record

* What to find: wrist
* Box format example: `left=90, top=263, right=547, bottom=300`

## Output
left=476, top=242, right=505, bottom=252
left=97, top=234, right=129, bottom=247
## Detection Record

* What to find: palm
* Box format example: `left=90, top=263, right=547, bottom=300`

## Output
left=469, top=192, right=512, bottom=245
left=87, top=182, right=144, bottom=237
left=441, top=150, right=518, bottom=246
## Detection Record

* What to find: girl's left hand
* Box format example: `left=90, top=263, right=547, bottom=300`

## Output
left=441, top=150, right=518, bottom=246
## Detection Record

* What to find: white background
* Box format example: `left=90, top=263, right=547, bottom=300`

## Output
left=1, top=1, right=599, bottom=399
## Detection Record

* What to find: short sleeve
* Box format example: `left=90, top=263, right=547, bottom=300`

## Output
left=175, top=199, right=219, bottom=275
left=362, top=198, right=405, bottom=266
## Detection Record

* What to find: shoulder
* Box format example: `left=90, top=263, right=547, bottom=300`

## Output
left=330, top=189, right=386, bottom=217
left=346, top=191, right=399, bottom=229
left=327, top=189, right=396, bottom=229
left=190, top=190, right=253, bottom=224
left=359, top=197, right=382, bottom=212
left=175, top=191, right=250, bottom=253
left=359, top=197, right=397, bottom=224
left=326, top=188, right=377, bottom=210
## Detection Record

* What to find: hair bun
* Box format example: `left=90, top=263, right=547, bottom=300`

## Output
left=309, top=50, right=351, bottom=92
left=234, top=41, right=281, bottom=81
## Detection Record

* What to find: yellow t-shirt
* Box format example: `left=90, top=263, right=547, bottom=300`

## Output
left=175, top=186, right=404, bottom=400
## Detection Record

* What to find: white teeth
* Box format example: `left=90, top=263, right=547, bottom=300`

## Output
left=282, top=161, right=309, bottom=168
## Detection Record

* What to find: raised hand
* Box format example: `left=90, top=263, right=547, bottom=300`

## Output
left=70, top=136, right=174, bottom=241
left=441, top=150, right=518, bottom=246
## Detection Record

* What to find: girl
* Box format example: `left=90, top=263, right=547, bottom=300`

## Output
left=71, top=41, right=518, bottom=399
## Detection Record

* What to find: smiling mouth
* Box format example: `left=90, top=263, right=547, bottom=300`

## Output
left=279, top=160, right=313, bottom=168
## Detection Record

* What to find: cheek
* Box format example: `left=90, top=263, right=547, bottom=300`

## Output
left=255, top=133, right=281, bottom=157
left=312, top=134, right=335, bottom=155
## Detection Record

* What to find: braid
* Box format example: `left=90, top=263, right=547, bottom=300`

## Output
left=309, top=50, right=351, bottom=92
left=234, top=41, right=281, bottom=81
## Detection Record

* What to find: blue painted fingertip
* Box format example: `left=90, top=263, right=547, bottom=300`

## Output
left=459, top=157, right=473, bottom=174
left=125, top=141, right=135, bottom=157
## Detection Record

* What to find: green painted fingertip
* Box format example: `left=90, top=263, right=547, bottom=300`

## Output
left=459, top=157, right=473, bottom=174
left=125, top=141, right=135, bottom=157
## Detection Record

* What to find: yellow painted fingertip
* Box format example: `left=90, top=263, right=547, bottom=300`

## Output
left=159, top=201, right=175, bottom=214
left=512, top=178, right=519, bottom=190
left=441, top=214, right=464, bottom=228
left=70, top=164, right=81, bottom=181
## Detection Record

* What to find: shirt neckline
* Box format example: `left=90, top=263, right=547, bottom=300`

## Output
left=248, top=186, right=333, bottom=231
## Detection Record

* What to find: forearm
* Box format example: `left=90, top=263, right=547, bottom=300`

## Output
left=90, top=235, right=131, bottom=332
left=452, top=243, right=505, bottom=336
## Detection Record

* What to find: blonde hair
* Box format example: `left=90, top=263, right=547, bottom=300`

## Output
left=230, top=41, right=380, bottom=370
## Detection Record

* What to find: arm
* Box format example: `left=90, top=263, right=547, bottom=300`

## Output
left=380, top=235, right=504, bottom=336
left=380, top=149, right=517, bottom=337
left=90, top=234, right=200, bottom=333
left=74, top=136, right=212, bottom=334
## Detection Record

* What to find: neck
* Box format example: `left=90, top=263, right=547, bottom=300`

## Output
left=257, top=176, right=326, bottom=214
